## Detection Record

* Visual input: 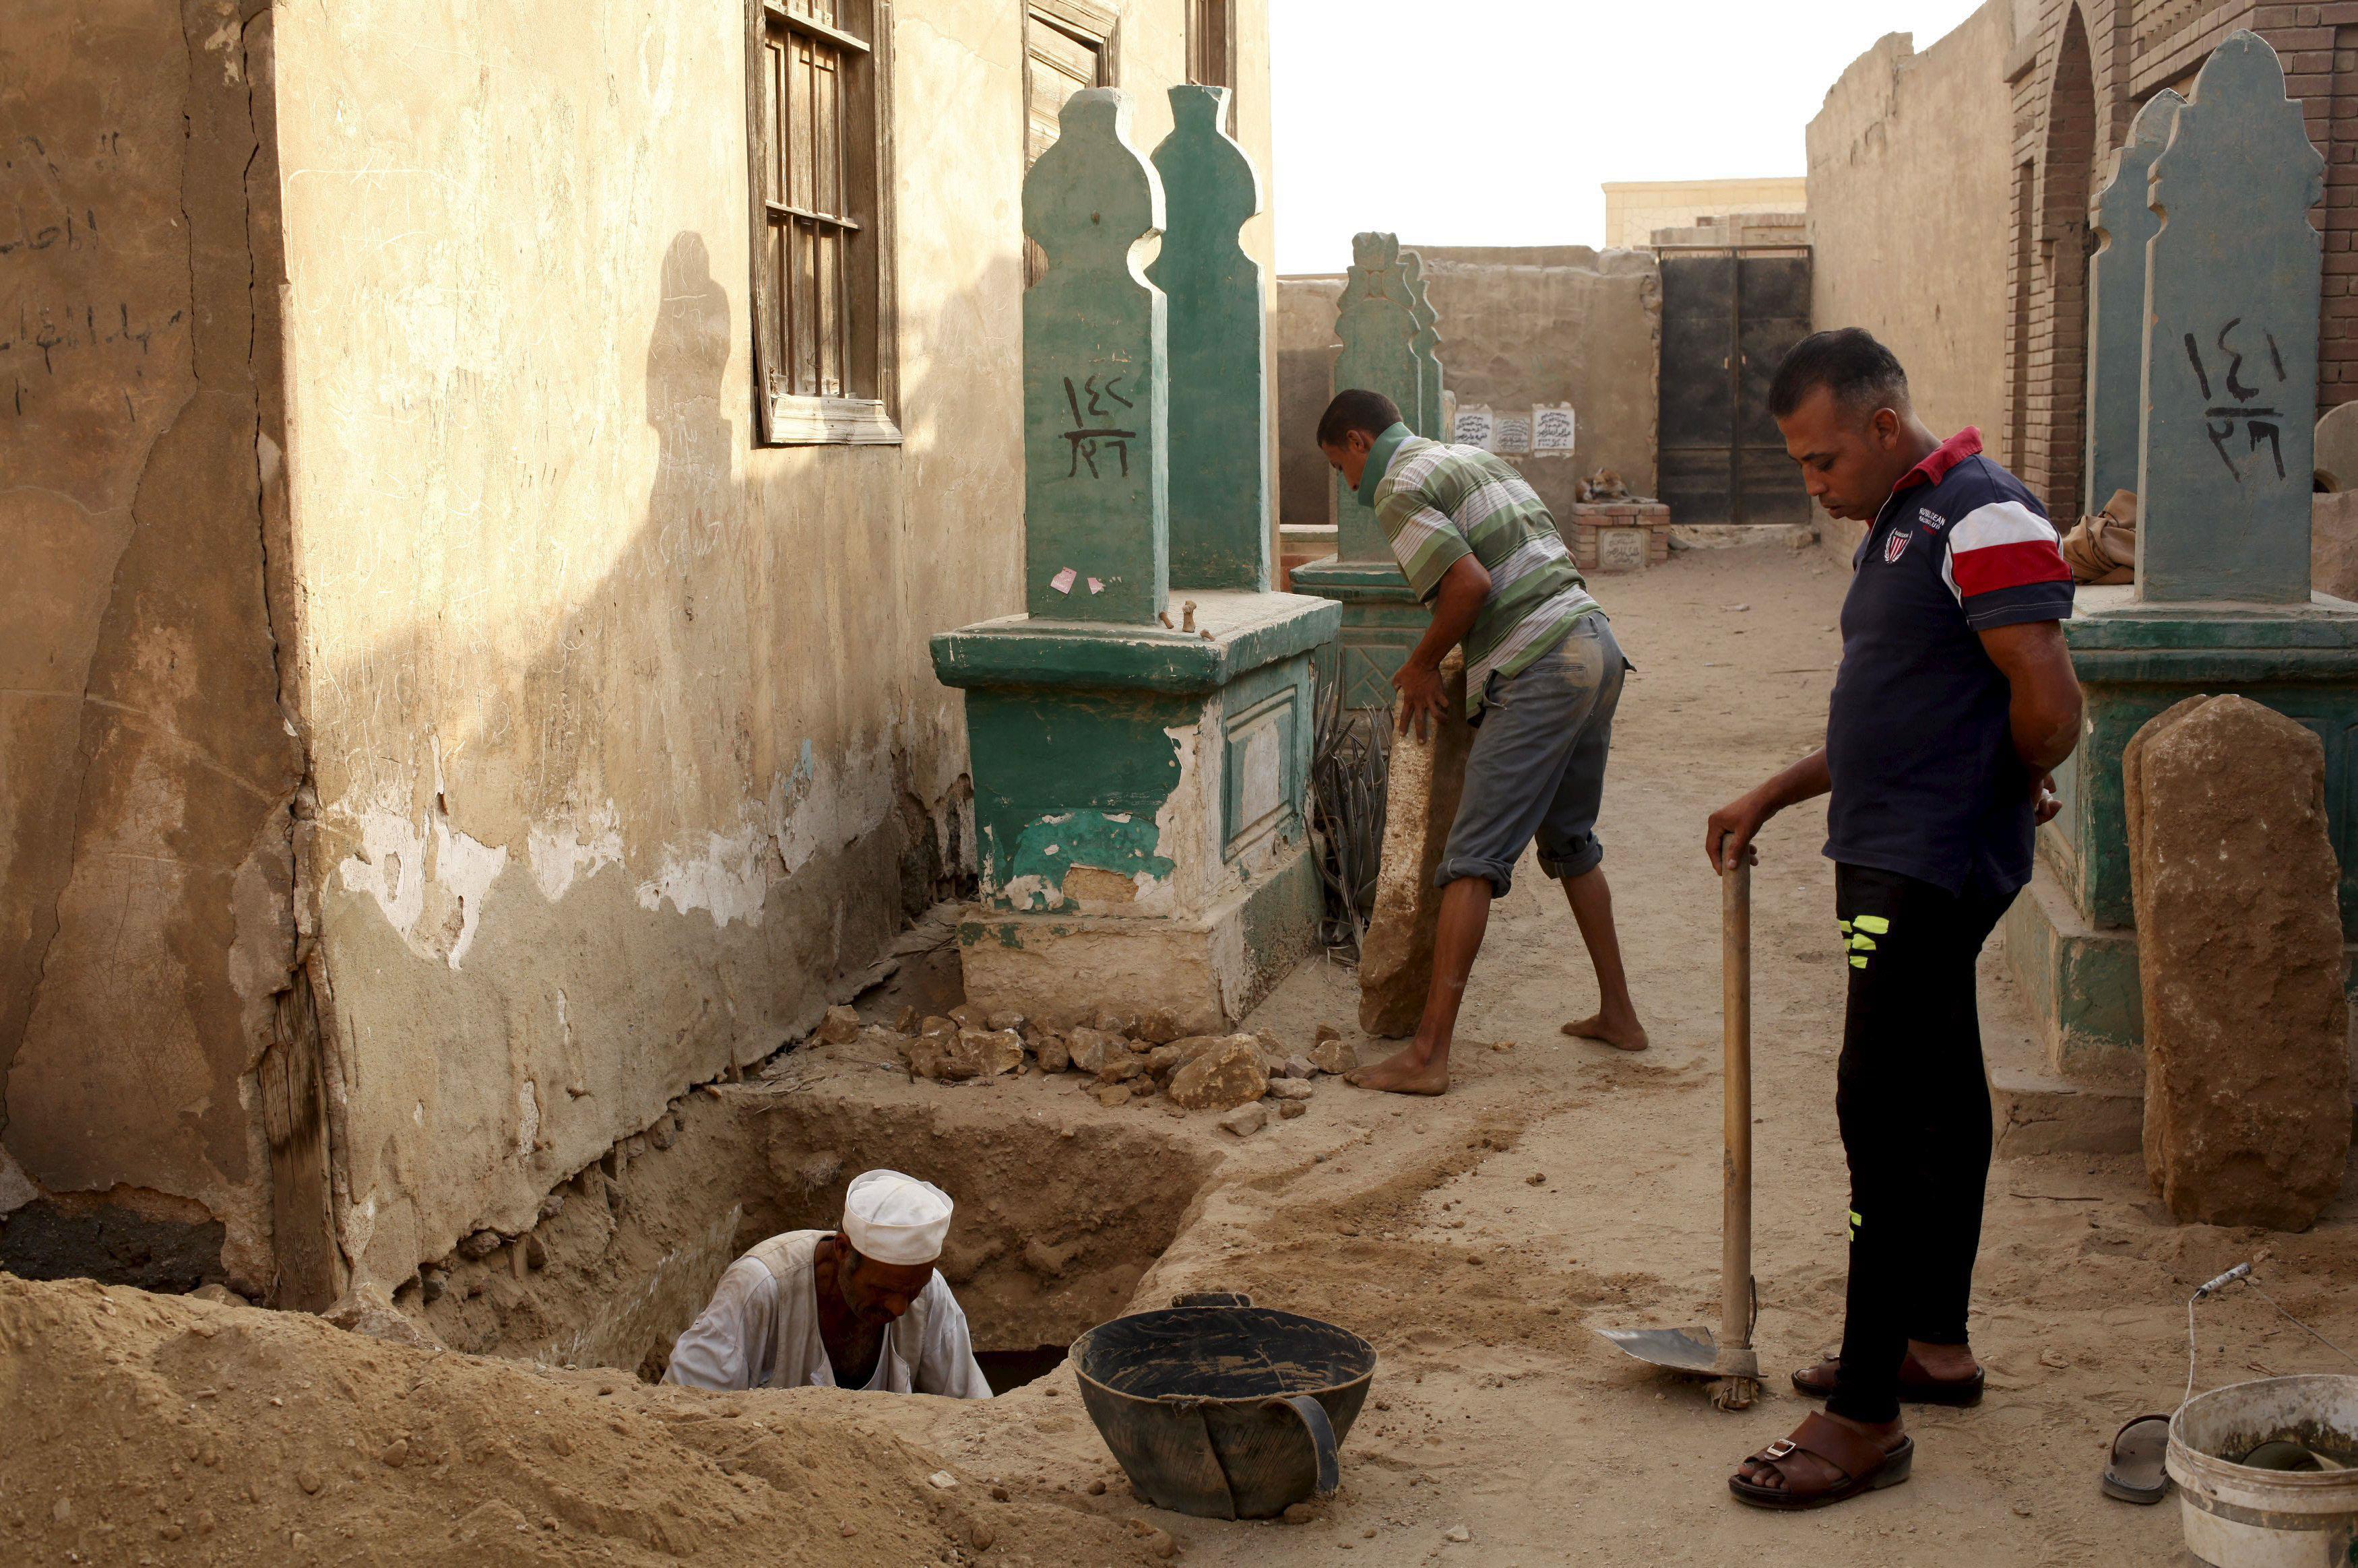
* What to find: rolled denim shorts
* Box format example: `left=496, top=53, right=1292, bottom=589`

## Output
left=1436, top=612, right=1628, bottom=896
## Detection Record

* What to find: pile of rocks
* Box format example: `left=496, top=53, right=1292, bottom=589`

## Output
left=812, top=1004, right=1356, bottom=1136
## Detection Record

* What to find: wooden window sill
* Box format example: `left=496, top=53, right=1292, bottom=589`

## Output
left=761, top=393, right=902, bottom=446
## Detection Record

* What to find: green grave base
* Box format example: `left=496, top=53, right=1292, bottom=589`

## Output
left=931, top=589, right=1339, bottom=1031
left=2004, top=586, right=2358, bottom=1076
left=1288, top=555, right=1427, bottom=710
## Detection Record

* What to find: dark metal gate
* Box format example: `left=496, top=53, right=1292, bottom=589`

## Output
left=1657, top=249, right=1814, bottom=525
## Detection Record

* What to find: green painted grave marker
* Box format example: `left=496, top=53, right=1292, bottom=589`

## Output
left=1330, top=232, right=1422, bottom=561
left=2084, top=90, right=2180, bottom=515
left=1150, top=84, right=1271, bottom=591
left=2136, top=32, right=2320, bottom=603
left=2007, top=33, right=2358, bottom=1079
left=1023, top=88, right=1169, bottom=624
left=1403, top=249, right=1444, bottom=440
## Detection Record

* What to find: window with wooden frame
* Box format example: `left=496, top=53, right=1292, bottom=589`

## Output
left=1187, top=0, right=1234, bottom=93
left=1025, top=0, right=1118, bottom=168
left=748, top=0, right=898, bottom=445
left=1023, top=0, right=1117, bottom=286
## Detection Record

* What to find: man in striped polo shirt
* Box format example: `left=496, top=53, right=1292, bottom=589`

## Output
left=1317, top=389, right=1647, bottom=1096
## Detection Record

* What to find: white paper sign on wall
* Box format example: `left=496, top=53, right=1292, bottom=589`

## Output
left=1452, top=404, right=1496, bottom=451
left=1494, top=413, right=1532, bottom=454
left=1533, top=404, right=1576, bottom=454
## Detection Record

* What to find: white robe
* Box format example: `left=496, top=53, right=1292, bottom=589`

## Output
left=662, top=1230, right=992, bottom=1398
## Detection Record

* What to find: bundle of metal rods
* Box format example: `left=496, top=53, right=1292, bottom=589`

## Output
left=1307, top=676, right=1390, bottom=956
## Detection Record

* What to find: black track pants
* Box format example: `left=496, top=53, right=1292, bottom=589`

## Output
left=1825, top=863, right=2014, bottom=1426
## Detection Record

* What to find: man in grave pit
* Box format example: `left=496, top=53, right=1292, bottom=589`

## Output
left=663, top=1169, right=992, bottom=1397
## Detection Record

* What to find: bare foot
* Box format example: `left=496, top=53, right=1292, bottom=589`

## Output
left=1560, top=1012, right=1649, bottom=1052
left=1346, top=1045, right=1451, bottom=1096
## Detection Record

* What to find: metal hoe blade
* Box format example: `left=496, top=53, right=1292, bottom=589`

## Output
left=1597, top=1326, right=1749, bottom=1377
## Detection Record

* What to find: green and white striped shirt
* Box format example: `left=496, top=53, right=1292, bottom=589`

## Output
left=1359, top=422, right=1600, bottom=719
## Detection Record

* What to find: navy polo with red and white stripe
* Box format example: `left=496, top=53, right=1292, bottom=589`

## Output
left=1823, top=426, right=2074, bottom=898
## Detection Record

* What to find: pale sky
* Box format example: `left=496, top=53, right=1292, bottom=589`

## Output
left=1271, top=0, right=1987, bottom=273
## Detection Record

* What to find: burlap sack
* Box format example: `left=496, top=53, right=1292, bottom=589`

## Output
left=2060, top=488, right=2138, bottom=585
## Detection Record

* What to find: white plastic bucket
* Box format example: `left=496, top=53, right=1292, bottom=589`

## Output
left=2168, top=1375, right=2358, bottom=1567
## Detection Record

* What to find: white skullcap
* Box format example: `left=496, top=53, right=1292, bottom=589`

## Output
left=841, top=1169, right=954, bottom=1266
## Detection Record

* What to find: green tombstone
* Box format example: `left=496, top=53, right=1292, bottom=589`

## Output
left=1292, top=232, right=1434, bottom=707
left=1149, top=84, right=1271, bottom=592
left=1289, top=231, right=1432, bottom=710
left=1328, top=232, right=1422, bottom=561
left=2136, top=32, right=2321, bottom=603
left=1023, top=88, right=1169, bottom=624
left=932, top=88, right=1339, bottom=1032
left=1403, top=249, right=1445, bottom=440
left=2003, top=34, right=2358, bottom=1095
left=2083, top=90, right=2180, bottom=515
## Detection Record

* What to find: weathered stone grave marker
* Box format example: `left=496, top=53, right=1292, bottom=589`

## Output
left=2083, top=90, right=2180, bottom=515
left=2315, top=399, right=2358, bottom=492
left=1151, top=84, right=1269, bottom=591
left=2136, top=34, right=2322, bottom=603
left=932, top=87, right=1336, bottom=1031
left=2127, top=696, right=2349, bottom=1229
left=1360, top=655, right=1471, bottom=1037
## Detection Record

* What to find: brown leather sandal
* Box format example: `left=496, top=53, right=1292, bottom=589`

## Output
left=1729, top=1411, right=1915, bottom=1511
left=1791, top=1350, right=1985, bottom=1407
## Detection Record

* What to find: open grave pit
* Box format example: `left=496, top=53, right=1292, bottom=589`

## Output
left=400, top=1076, right=1222, bottom=1392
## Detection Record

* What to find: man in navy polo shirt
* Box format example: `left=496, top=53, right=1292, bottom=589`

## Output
left=1707, top=329, right=2083, bottom=1511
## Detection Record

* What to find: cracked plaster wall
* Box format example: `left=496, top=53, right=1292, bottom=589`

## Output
left=0, top=0, right=304, bottom=1299
left=262, top=0, right=1275, bottom=1293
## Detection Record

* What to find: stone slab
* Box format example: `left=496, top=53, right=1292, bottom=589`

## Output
left=1358, top=656, right=1471, bottom=1037
left=2314, top=490, right=2358, bottom=602
left=2318, top=400, right=2358, bottom=492
left=2127, top=694, right=2350, bottom=1228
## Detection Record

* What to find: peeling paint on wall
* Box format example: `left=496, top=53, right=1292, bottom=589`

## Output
left=527, top=805, right=623, bottom=903
left=338, top=806, right=428, bottom=936
left=331, top=793, right=509, bottom=969
left=635, top=822, right=775, bottom=927
left=635, top=733, right=899, bottom=925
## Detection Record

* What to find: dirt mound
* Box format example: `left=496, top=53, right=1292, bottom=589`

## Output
left=0, top=1275, right=1160, bottom=1567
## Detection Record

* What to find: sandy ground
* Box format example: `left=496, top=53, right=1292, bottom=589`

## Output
left=11, top=543, right=2358, bottom=1567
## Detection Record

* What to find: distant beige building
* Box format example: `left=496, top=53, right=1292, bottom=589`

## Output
left=1601, top=178, right=1809, bottom=249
